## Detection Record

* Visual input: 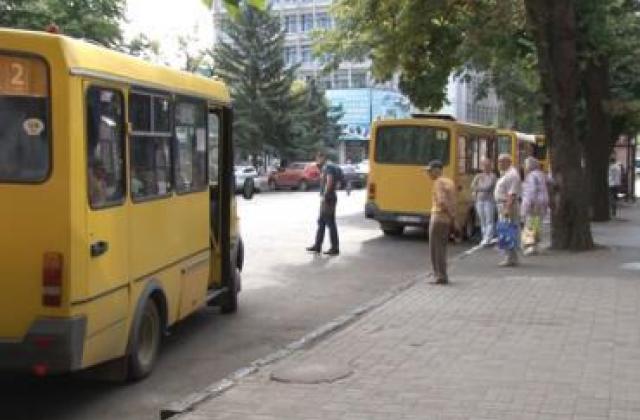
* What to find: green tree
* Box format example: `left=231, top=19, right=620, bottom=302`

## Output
left=125, top=33, right=161, bottom=62
left=0, top=0, right=125, bottom=47
left=212, top=5, right=299, bottom=160
left=289, top=80, right=343, bottom=160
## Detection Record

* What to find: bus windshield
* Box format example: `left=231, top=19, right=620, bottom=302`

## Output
left=0, top=55, right=49, bottom=182
left=374, top=125, right=450, bottom=165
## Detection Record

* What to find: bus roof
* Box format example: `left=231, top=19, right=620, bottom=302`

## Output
left=374, top=117, right=496, bottom=133
left=0, top=29, right=231, bottom=103
left=497, top=129, right=542, bottom=144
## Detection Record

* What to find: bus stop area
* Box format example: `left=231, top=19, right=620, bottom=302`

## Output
left=166, top=203, right=640, bottom=420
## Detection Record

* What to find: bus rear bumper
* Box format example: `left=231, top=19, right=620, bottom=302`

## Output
left=0, top=316, right=86, bottom=375
left=365, top=202, right=429, bottom=226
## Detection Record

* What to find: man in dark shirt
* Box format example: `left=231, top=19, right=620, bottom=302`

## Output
left=307, top=151, right=340, bottom=256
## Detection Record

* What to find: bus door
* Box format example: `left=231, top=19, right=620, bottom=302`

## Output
left=207, top=106, right=233, bottom=289
left=455, top=134, right=476, bottom=220
left=84, top=84, right=129, bottom=308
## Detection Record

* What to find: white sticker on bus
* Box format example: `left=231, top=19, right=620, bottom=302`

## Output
left=23, top=118, right=45, bottom=136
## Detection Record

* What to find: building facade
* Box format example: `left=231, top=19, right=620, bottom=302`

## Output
left=212, top=0, right=393, bottom=90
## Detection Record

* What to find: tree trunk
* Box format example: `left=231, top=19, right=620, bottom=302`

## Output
left=524, top=0, right=594, bottom=250
left=583, top=57, right=612, bottom=222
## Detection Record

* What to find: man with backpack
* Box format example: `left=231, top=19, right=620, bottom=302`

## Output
left=306, top=151, right=341, bottom=256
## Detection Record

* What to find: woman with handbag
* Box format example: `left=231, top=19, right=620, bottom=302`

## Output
left=521, top=157, right=549, bottom=256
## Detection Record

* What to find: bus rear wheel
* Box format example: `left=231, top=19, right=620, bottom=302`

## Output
left=462, top=212, right=480, bottom=243
left=128, top=299, right=162, bottom=381
left=381, top=224, right=404, bottom=236
left=221, top=268, right=240, bottom=314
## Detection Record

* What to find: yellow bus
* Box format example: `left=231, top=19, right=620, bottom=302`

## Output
left=0, top=29, right=244, bottom=380
left=365, top=115, right=497, bottom=238
left=497, top=130, right=549, bottom=172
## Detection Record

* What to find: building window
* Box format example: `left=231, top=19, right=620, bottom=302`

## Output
left=351, top=72, right=367, bottom=88
left=301, top=45, right=313, bottom=63
left=87, top=87, right=125, bottom=208
left=174, top=98, right=207, bottom=194
left=319, top=76, right=332, bottom=89
left=284, top=15, right=298, bottom=33
left=284, top=46, right=298, bottom=65
left=129, top=91, right=173, bottom=201
left=316, top=12, right=331, bottom=29
left=335, top=71, right=349, bottom=89
left=301, top=13, right=314, bottom=32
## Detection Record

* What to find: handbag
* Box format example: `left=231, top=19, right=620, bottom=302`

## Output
left=521, top=215, right=541, bottom=246
left=497, top=220, right=519, bottom=251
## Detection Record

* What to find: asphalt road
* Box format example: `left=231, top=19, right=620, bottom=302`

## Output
left=0, top=189, right=464, bottom=420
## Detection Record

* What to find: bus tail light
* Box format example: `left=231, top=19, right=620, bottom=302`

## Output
left=368, top=182, right=376, bottom=200
left=42, top=252, right=63, bottom=307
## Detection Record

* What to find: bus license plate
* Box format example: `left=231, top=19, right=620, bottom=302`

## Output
left=397, top=216, right=421, bottom=224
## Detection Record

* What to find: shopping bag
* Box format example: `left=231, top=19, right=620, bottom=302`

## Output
left=521, top=215, right=541, bottom=246
left=497, top=220, right=519, bottom=251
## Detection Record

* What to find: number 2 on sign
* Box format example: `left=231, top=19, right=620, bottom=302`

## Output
left=10, top=63, right=26, bottom=87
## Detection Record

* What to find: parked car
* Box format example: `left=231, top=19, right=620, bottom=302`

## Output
left=354, top=159, right=369, bottom=186
left=268, top=162, right=321, bottom=191
left=234, top=165, right=259, bottom=198
left=339, top=163, right=367, bottom=189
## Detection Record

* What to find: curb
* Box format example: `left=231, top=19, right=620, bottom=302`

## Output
left=159, top=275, right=420, bottom=420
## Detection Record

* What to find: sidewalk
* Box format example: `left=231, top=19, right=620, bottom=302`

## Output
left=169, top=204, right=640, bottom=420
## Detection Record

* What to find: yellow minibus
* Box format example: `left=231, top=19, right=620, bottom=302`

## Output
left=497, top=130, right=549, bottom=172
left=0, top=29, right=243, bottom=380
left=365, top=115, right=497, bottom=238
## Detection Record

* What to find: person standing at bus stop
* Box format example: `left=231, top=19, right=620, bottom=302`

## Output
left=424, top=160, right=456, bottom=285
left=471, top=157, right=497, bottom=246
left=495, top=153, right=522, bottom=267
left=307, top=151, right=340, bottom=256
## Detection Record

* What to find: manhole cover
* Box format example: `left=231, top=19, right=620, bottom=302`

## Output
left=270, top=362, right=353, bottom=384
left=621, top=262, right=640, bottom=271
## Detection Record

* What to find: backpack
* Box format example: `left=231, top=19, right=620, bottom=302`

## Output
left=331, top=164, right=345, bottom=189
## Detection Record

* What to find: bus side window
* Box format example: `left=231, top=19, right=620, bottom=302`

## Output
left=470, top=136, right=480, bottom=173
left=129, top=91, right=173, bottom=201
left=208, top=112, right=220, bottom=185
left=174, top=98, right=207, bottom=193
left=86, top=87, right=126, bottom=209
left=457, top=136, right=468, bottom=174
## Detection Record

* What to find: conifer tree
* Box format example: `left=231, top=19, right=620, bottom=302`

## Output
left=212, top=5, right=299, bottom=160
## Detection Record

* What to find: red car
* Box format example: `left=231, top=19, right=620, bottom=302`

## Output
left=268, top=162, right=321, bottom=191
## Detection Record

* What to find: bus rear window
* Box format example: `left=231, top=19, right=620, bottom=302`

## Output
left=374, top=126, right=449, bottom=165
left=0, top=55, right=49, bottom=182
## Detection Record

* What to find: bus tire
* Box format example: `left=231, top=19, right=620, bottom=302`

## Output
left=221, top=268, right=240, bottom=314
left=463, top=211, right=480, bottom=243
left=242, top=179, right=255, bottom=199
left=382, top=224, right=404, bottom=236
left=127, top=298, right=162, bottom=381
left=236, top=238, right=245, bottom=272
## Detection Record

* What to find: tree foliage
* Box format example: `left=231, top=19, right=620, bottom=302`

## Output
left=212, top=5, right=339, bottom=161
left=0, top=0, right=125, bottom=46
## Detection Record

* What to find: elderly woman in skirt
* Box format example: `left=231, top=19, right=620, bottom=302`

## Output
left=521, top=157, right=549, bottom=256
